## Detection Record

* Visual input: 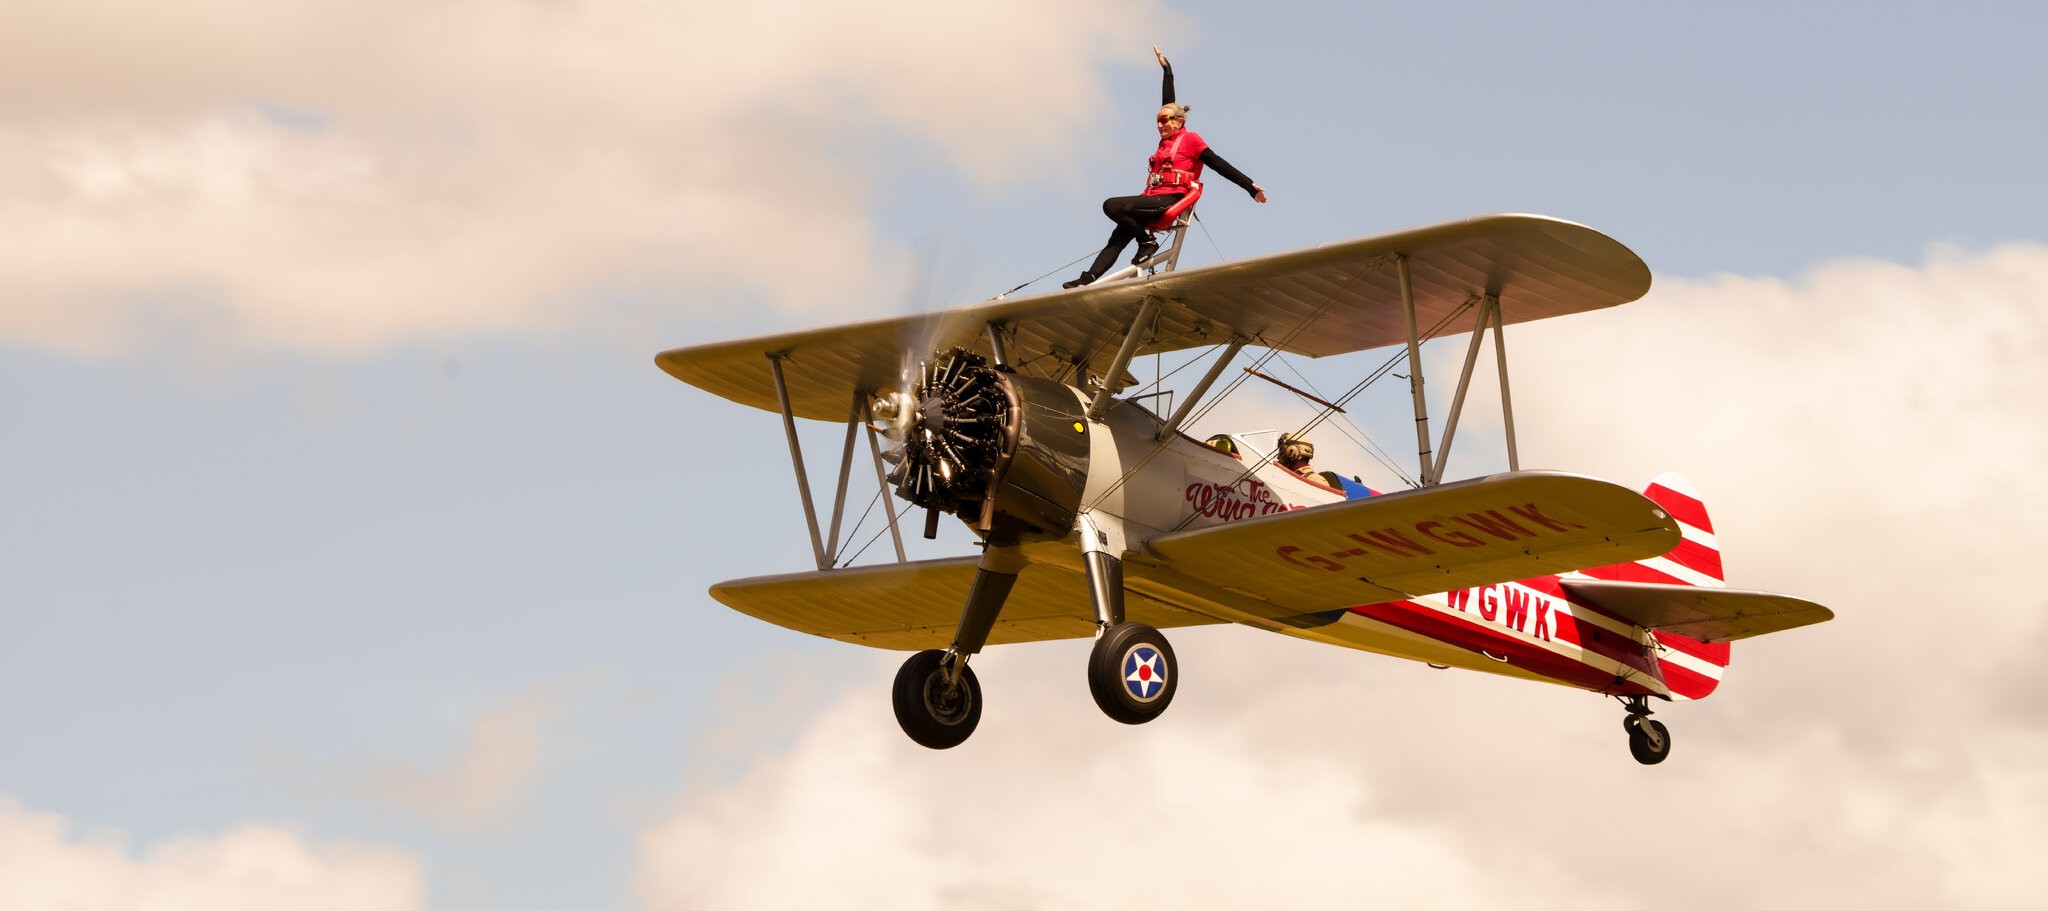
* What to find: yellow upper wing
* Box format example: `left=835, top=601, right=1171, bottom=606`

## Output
left=657, top=213, right=1652, bottom=421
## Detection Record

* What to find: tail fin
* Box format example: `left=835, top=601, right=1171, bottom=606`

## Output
left=1580, top=472, right=1731, bottom=699
left=1580, top=472, right=1726, bottom=587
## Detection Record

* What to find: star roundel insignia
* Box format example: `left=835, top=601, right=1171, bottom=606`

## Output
left=1122, top=645, right=1167, bottom=702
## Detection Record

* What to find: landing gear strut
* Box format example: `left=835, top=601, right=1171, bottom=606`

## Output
left=1621, top=695, right=1671, bottom=765
left=1077, top=516, right=1179, bottom=726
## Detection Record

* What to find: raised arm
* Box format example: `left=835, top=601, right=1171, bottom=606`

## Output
left=1156, top=45, right=1175, bottom=105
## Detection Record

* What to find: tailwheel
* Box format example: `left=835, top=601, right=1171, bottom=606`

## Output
left=1621, top=697, right=1671, bottom=765
left=892, top=649, right=982, bottom=750
left=1088, top=623, right=1177, bottom=725
left=1627, top=718, right=1672, bottom=765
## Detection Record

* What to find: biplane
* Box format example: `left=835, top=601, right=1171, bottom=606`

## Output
left=655, top=213, right=1832, bottom=763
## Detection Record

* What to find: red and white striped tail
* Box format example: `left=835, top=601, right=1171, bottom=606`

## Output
left=1580, top=473, right=1731, bottom=699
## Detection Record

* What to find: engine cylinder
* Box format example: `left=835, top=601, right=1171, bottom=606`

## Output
left=880, top=349, right=1091, bottom=541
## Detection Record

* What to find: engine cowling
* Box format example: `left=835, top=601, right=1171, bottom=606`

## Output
left=877, top=349, right=1090, bottom=541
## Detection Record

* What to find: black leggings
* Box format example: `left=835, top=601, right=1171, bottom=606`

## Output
left=1086, top=192, right=1184, bottom=276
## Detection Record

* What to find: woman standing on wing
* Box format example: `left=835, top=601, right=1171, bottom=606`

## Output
left=1065, top=46, right=1269, bottom=289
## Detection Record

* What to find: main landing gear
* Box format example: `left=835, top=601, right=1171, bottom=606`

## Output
left=1080, top=528, right=1179, bottom=726
left=890, top=514, right=1183, bottom=750
left=1621, top=695, right=1672, bottom=765
left=890, top=621, right=1181, bottom=749
left=892, top=649, right=983, bottom=750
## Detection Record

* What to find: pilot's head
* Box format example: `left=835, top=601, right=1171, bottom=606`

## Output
left=1278, top=433, right=1313, bottom=468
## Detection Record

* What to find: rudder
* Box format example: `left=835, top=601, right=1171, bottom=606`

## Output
left=1581, top=472, right=1731, bottom=699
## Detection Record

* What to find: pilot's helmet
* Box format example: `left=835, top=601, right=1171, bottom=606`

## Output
left=1279, top=433, right=1314, bottom=465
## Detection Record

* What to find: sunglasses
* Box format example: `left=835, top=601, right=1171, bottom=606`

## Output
left=1157, top=115, right=1184, bottom=124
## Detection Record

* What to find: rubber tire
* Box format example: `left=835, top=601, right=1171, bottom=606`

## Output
left=1627, top=718, right=1672, bottom=765
left=892, top=649, right=981, bottom=750
left=1088, top=623, right=1178, bottom=725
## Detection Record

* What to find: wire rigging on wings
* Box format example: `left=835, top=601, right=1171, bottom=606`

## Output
left=1079, top=260, right=1372, bottom=515
left=1273, top=353, right=1417, bottom=489
left=1159, top=297, right=1476, bottom=533
left=840, top=491, right=922, bottom=568
left=990, top=249, right=1098, bottom=301
left=1283, top=295, right=1480, bottom=477
left=831, top=483, right=888, bottom=568
left=655, top=209, right=1834, bottom=764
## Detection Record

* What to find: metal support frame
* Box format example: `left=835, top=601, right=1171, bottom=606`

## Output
left=942, top=543, right=1029, bottom=683
left=1422, top=294, right=1524, bottom=483
left=1155, top=207, right=1195, bottom=273
left=821, top=394, right=863, bottom=566
left=1076, top=512, right=1126, bottom=632
left=1431, top=295, right=1498, bottom=484
left=1157, top=336, right=1247, bottom=441
left=863, top=412, right=909, bottom=563
left=1088, top=209, right=1197, bottom=287
left=768, top=354, right=829, bottom=569
left=986, top=322, right=1010, bottom=369
left=1086, top=297, right=1163, bottom=421
left=1493, top=314, right=1521, bottom=471
left=768, top=353, right=909, bottom=570
left=1395, top=255, right=1436, bottom=486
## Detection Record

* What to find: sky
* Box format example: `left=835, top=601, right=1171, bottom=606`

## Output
left=3, top=1, right=2046, bottom=908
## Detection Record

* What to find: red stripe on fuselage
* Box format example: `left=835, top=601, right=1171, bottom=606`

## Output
left=1489, top=576, right=1660, bottom=673
left=1349, top=597, right=1659, bottom=693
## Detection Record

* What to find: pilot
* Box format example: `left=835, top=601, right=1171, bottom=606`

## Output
left=1277, top=433, right=1315, bottom=478
left=1063, top=46, right=1268, bottom=289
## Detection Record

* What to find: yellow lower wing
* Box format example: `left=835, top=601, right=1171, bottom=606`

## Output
left=709, top=554, right=1224, bottom=651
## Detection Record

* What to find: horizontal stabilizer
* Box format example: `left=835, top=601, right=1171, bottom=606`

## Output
left=1560, top=579, right=1834, bottom=643
left=709, top=554, right=1223, bottom=651
left=1144, top=471, right=1681, bottom=611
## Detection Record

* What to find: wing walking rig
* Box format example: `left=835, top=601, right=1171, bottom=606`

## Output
left=655, top=213, right=1833, bottom=762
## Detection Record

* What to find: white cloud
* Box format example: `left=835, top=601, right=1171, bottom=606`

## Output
left=637, top=243, right=2048, bottom=908
left=0, top=0, right=1174, bottom=357
left=343, top=688, right=555, bottom=832
left=0, top=797, right=422, bottom=911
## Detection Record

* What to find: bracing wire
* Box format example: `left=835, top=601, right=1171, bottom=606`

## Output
left=841, top=495, right=920, bottom=567
left=1162, top=296, right=1477, bottom=532
left=833, top=485, right=888, bottom=568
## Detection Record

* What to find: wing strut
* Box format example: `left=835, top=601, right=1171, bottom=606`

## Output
left=822, top=393, right=864, bottom=564
left=1393, top=256, right=1526, bottom=485
left=769, top=353, right=829, bottom=569
left=768, top=353, right=906, bottom=569
left=1156, top=336, right=1247, bottom=441
left=1493, top=308, right=1521, bottom=471
left=1433, top=295, right=1497, bottom=482
left=1086, top=296, right=1163, bottom=421
left=863, top=405, right=909, bottom=563
left=1396, top=255, right=1437, bottom=485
